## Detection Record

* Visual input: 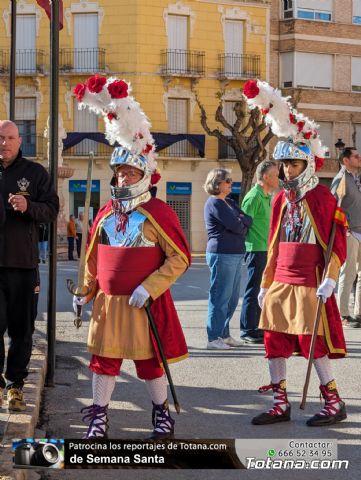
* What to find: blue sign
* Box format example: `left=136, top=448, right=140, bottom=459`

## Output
left=231, top=182, right=242, bottom=194
left=166, top=182, right=192, bottom=195
left=69, top=180, right=100, bottom=193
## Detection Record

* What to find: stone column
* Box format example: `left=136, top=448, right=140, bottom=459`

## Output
left=44, top=114, right=74, bottom=238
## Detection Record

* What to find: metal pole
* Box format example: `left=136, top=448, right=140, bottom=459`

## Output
left=9, top=0, right=16, bottom=121
left=46, top=0, right=60, bottom=387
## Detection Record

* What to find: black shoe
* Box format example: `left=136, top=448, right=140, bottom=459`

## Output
left=252, top=405, right=291, bottom=425
left=306, top=402, right=347, bottom=426
left=241, top=335, right=263, bottom=344
left=341, top=316, right=360, bottom=327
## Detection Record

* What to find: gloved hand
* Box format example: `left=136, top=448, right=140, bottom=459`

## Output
left=129, top=285, right=150, bottom=308
left=258, top=288, right=268, bottom=310
left=316, top=278, right=336, bottom=303
left=73, top=295, right=87, bottom=313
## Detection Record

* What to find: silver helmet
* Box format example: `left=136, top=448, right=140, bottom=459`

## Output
left=110, top=146, right=152, bottom=202
left=273, top=139, right=319, bottom=202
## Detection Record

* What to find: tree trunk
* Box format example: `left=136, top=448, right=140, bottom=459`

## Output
left=239, top=167, right=256, bottom=204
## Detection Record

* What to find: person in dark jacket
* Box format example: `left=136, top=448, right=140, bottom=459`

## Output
left=38, top=223, right=49, bottom=263
left=203, top=168, right=252, bottom=350
left=0, top=120, right=59, bottom=412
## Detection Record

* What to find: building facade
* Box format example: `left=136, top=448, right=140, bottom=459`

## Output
left=0, top=0, right=270, bottom=251
left=270, top=0, right=361, bottom=183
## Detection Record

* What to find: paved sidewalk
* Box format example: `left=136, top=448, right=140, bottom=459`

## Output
left=1, top=306, right=361, bottom=479
left=0, top=334, right=47, bottom=480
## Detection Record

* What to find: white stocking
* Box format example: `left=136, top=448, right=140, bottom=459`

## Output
left=268, top=358, right=287, bottom=384
left=92, top=374, right=116, bottom=407
left=145, top=375, right=167, bottom=405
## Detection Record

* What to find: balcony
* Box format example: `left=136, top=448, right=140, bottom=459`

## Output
left=160, top=49, right=205, bottom=77
left=218, top=139, right=236, bottom=160
left=60, top=48, right=106, bottom=74
left=0, top=49, right=46, bottom=75
left=63, top=138, right=113, bottom=157
left=159, top=140, right=199, bottom=158
left=218, top=53, right=260, bottom=80
left=22, top=135, right=46, bottom=158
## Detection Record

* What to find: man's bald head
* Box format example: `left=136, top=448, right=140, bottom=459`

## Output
left=0, top=120, right=22, bottom=168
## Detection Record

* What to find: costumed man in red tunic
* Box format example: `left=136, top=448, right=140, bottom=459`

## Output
left=242, top=80, right=348, bottom=427
left=72, top=75, right=190, bottom=439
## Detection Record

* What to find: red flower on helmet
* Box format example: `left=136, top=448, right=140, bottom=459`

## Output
left=74, top=83, right=86, bottom=101
left=142, top=143, right=153, bottom=154
left=243, top=80, right=260, bottom=99
left=303, top=131, right=312, bottom=139
left=297, top=121, right=305, bottom=132
left=289, top=113, right=297, bottom=124
left=261, top=107, right=270, bottom=115
left=315, top=156, right=325, bottom=171
left=87, top=74, right=107, bottom=93
left=150, top=171, right=161, bottom=185
left=107, top=80, right=129, bottom=99
left=107, top=112, right=117, bottom=122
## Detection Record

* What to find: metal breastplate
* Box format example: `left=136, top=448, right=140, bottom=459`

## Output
left=280, top=201, right=316, bottom=244
left=100, top=210, right=155, bottom=247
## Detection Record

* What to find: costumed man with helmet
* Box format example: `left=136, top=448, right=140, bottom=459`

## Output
left=243, top=80, right=348, bottom=427
left=72, top=75, right=191, bottom=439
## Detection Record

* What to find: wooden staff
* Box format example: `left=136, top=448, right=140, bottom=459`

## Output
left=300, top=171, right=346, bottom=409
left=67, top=152, right=94, bottom=328
left=145, top=303, right=181, bottom=414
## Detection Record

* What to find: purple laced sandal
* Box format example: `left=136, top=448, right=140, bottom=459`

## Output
left=81, top=404, right=109, bottom=439
left=150, top=400, right=175, bottom=440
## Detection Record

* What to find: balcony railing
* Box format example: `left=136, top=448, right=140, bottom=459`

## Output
left=159, top=140, right=199, bottom=158
left=0, top=49, right=45, bottom=74
left=63, top=139, right=113, bottom=157
left=60, top=48, right=106, bottom=73
left=218, top=139, right=236, bottom=160
left=218, top=53, right=260, bottom=79
left=22, top=135, right=46, bottom=158
left=160, top=49, right=205, bottom=77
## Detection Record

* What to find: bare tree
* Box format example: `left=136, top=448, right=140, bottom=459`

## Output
left=195, top=89, right=302, bottom=203
left=195, top=94, right=273, bottom=203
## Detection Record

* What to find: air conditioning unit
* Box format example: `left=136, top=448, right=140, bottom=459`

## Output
left=324, top=151, right=330, bottom=158
left=283, top=81, right=293, bottom=87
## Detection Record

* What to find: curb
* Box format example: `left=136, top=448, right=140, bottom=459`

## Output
left=0, top=333, right=47, bottom=480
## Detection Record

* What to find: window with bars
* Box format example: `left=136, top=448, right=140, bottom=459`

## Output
left=167, top=98, right=189, bottom=156
left=73, top=103, right=98, bottom=155
left=166, top=195, right=191, bottom=246
left=15, top=98, right=37, bottom=157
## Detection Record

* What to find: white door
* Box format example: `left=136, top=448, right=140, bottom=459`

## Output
left=168, top=15, right=188, bottom=72
left=16, top=15, right=36, bottom=73
left=74, top=14, right=98, bottom=72
left=74, top=106, right=98, bottom=155
left=224, top=20, right=244, bottom=76
left=168, top=98, right=188, bottom=156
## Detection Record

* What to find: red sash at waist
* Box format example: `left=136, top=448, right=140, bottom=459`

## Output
left=97, top=245, right=165, bottom=295
left=274, top=243, right=324, bottom=288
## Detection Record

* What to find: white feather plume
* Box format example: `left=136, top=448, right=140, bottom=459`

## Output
left=243, top=80, right=328, bottom=159
left=74, top=75, right=157, bottom=171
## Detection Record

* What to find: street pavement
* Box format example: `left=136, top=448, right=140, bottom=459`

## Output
left=3, top=258, right=361, bottom=479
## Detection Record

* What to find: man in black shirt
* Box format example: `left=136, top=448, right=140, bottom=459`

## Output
left=0, top=120, right=59, bottom=411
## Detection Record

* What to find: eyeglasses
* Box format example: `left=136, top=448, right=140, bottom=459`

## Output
left=116, top=170, right=142, bottom=179
left=224, top=178, right=233, bottom=184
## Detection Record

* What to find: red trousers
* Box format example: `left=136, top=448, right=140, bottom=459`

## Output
left=89, top=354, right=164, bottom=380
left=264, top=331, right=328, bottom=359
